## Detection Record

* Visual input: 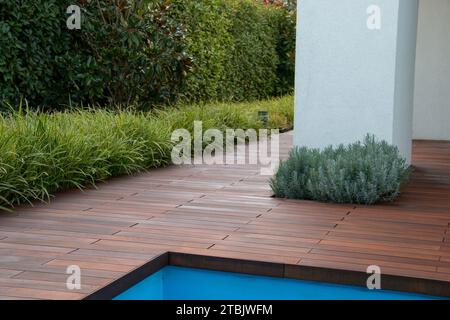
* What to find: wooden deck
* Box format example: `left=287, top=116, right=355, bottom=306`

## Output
left=0, top=132, right=449, bottom=299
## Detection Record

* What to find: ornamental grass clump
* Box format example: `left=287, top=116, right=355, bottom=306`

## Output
left=270, top=135, right=411, bottom=205
left=0, top=95, right=294, bottom=211
left=0, top=105, right=173, bottom=210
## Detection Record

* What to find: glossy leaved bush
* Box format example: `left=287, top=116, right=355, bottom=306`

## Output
left=0, top=0, right=295, bottom=110
left=0, top=0, right=72, bottom=107
left=169, top=0, right=296, bottom=102
left=68, top=1, right=193, bottom=107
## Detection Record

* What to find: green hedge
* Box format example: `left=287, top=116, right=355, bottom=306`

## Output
left=0, top=0, right=71, bottom=107
left=170, top=0, right=296, bottom=102
left=0, top=0, right=295, bottom=109
left=70, top=1, right=191, bottom=107
left=0, top=95, right=294, bottom=210
left=0, top=0, right=190, bottom=109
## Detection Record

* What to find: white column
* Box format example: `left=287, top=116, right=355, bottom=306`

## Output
left=294, top=0, right=419, bottom=163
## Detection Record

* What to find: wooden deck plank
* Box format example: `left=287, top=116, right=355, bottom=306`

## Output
left=0, top=133, right=449, bottom=299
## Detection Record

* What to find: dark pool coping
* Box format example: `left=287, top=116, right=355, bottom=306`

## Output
left=84, top=252, right=450, bottom=300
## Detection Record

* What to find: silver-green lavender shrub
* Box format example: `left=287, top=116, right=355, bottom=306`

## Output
left=270, top=135, right=411, bottom=205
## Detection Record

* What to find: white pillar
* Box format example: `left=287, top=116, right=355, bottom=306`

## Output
left=294, top=0, right=419, bottom=163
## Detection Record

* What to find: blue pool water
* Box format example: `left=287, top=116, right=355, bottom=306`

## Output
left=114, top=266, right=442, bottom=300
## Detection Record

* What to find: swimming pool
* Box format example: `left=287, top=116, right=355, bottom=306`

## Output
left=114, top=266, right=441, bottom=300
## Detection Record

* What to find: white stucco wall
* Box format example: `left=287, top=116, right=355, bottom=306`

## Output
left=294, top=0, right=419, bottom=163
left=392, top=0, right=419, bottom=162
left=413, top=0, right=450, bottom=141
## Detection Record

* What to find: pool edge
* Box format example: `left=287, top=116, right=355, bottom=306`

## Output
left=84, top=251, right=450, bottom=300
left=84, top=252, right=169, bottom=300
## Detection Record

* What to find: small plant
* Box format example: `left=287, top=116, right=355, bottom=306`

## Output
left=270, top=135, right=411, bottom=205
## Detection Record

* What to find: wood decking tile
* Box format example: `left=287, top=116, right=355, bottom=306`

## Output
left=0, top=132, right=449, bottom=299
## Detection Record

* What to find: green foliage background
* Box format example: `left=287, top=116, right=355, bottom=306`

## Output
left=0, top=0, right=296, bottom=109
left=169, top=0, right=296, bottom=101
left=0, top=0, right=71, bottom=107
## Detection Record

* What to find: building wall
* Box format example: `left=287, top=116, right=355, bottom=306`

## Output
left=392, top=0, right=419, bottom=161
left=413, top=0, right=450, bottom=141
left=294, top=0, right=418, bottom=162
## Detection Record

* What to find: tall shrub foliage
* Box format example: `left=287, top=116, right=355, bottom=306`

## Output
left=169, top=0, right=296, bottom=101
left=0, top=0, right=295, bottom=109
